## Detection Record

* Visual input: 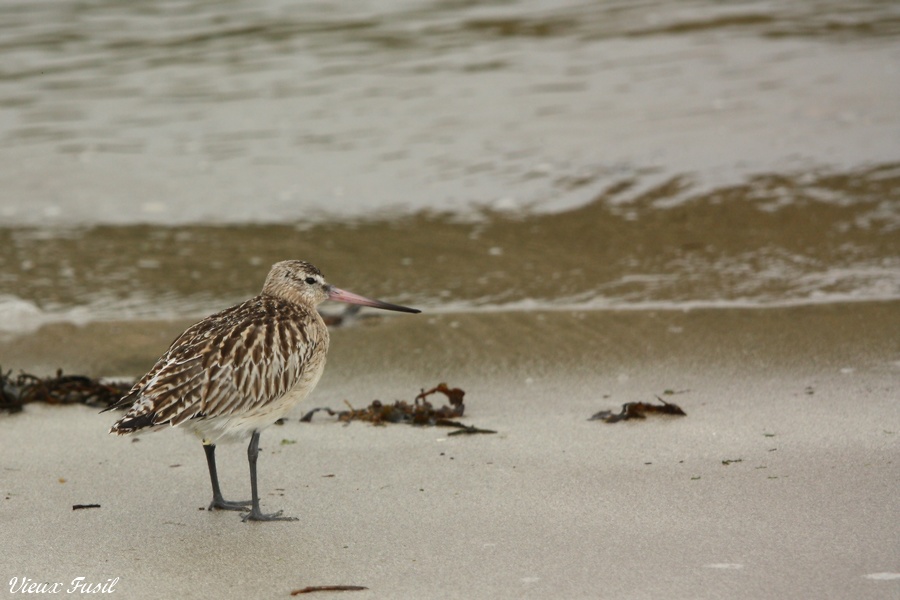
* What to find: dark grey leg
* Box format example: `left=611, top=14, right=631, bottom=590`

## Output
left=203, top=443, right=251, bottom=511
left=241, top=430, right=297, bottom=522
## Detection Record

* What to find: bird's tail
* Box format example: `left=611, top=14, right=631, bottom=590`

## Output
left=104, top=391, right=158, bottom=435
left=109, top=411, right=157, bottom=435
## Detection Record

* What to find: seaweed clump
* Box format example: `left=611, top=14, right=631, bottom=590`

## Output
left=301, top=383, right=495, bottom=435
left=0, top=367, right=132, bottom=414
left=589, top=396, right=687, bottom=423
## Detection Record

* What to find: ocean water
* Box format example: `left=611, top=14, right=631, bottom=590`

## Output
left=1, top=0, right=898, bottom=335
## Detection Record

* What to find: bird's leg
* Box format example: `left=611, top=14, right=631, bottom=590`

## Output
left=241, top=430, right=298, bottom=522
left=203, top=442, right=251, bottom=511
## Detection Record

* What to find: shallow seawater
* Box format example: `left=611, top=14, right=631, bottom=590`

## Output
left=0, top=0, right=898, bottom=342
left=0, top=163, right=899, bottom=335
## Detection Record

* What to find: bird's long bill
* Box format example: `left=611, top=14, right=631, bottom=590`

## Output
left=326, top=286, right=421, bottom=314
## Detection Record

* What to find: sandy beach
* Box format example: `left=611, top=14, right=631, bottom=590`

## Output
left=2, top=302, right=898, bottom=599
left=1, top=1, right=898, bottom=598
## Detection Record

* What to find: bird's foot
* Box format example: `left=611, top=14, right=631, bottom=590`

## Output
left=240, top=507, right=298, bottom=522
left=208, top=497, right=253, bottom=512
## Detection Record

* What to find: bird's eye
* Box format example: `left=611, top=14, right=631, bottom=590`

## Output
left=304, top=277, right=317, bottom=285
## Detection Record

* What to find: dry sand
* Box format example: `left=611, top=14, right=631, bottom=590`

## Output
left=1, top=303, right=898, bottom=599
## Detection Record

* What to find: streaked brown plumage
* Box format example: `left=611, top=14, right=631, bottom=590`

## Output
left=105, top=260, right=419, bottom=522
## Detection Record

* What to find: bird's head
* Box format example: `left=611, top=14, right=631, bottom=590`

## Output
left=262, top=260, right=420, bottom=314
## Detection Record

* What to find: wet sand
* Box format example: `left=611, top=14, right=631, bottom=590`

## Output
left=2, top=302, right=898, bottom=599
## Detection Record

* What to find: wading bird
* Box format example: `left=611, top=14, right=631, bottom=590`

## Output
left=105, top=260, right=419, bottom=522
